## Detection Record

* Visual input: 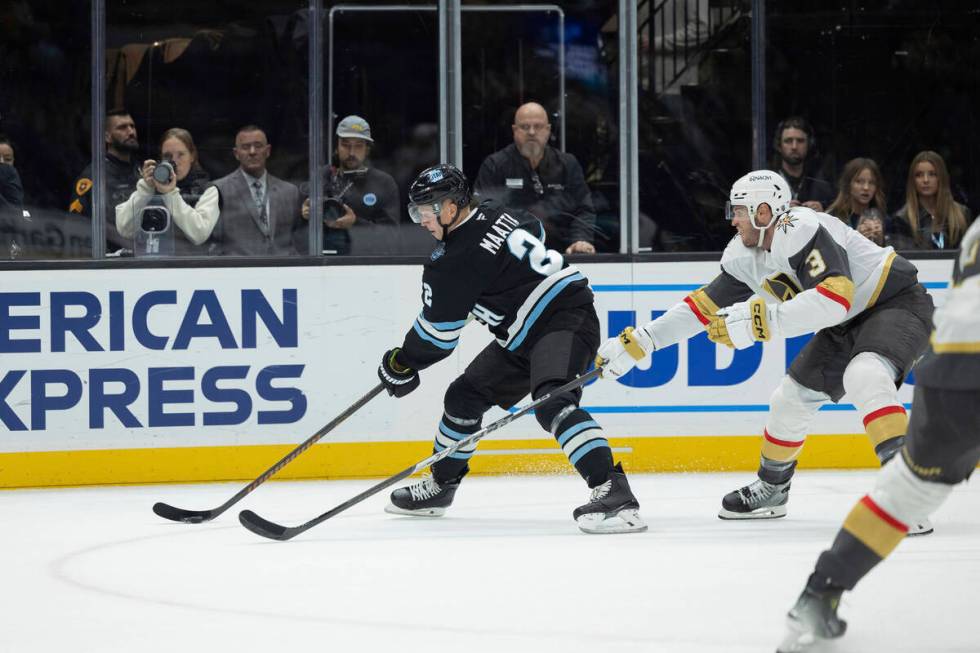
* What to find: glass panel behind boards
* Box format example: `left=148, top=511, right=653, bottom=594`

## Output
left=107, top=0, right=309, bottom=258
left=462, top=1, right=622, bottom=255
left=326, top=2, right=440, bottom=257
left=766, top=1, right=980, bottom=252
left=636, top=0, right=750, bottom=253
left=0, top=1, right=93, bottom=261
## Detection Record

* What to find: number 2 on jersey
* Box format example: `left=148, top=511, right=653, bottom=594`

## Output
left=506, top=229, right=564, bottom=276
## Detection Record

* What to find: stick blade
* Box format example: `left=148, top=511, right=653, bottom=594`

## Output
left=152, top=502, right=215, bottom=524
left=238, top=509, right=297, bottom=541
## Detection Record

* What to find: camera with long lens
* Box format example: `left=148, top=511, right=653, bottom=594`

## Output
left=322, top=169, right=362, bottom=221
left=152, top=155, right=176, bottom=185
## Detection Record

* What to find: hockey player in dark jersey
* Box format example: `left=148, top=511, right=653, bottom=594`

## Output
left=376, top=164, right=646, bottom=534
left=775, top=217, right=980, bottom=652
left=596, top=170, right=934, bottom=532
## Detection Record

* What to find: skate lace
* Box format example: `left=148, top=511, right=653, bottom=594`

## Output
left=408, top=477, right=442, bottom=502
left=742, top=479, right=775, bottom=507
left=589, top=479, right=612, bottom=502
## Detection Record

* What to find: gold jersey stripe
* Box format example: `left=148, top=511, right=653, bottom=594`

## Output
left=867, top=252, right=897, bottom=308
left=817, top=275, right=855, bottom=310
left=931, top=339, right=980, bottom=353
left=842, top=496, right=907, bottom=558
left=687, top=287, right=721, bottom=320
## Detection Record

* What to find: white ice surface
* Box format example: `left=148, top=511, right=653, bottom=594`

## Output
left=1, top=470, right=978, bottom=653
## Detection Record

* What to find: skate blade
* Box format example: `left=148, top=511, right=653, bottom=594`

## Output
left=576, top=508, right=647, bottom=534
left=718, top=504, right=787, bottom=520
left=906, top=521, right=934, bottom=536
left=384, top=504, right=447, bottom=517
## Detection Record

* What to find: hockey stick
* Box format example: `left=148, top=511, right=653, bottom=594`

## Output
left=239, top=366, right=604, bottom=540
left=152, top=382, right=385, bottom=523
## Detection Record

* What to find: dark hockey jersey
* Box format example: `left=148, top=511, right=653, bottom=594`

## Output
left=397, top=199, right=593, bottom=371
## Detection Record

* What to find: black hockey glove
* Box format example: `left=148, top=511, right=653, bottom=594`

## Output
left=378, top=348, right=420, bottom=398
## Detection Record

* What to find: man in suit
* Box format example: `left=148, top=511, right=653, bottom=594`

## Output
left=209, top=125, right=304, bottom=256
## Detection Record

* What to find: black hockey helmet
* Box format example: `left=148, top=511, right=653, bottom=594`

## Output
left=407, top=164, right=471, bottom=224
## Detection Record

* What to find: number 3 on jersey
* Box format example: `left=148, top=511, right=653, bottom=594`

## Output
left=507, top=229, right=564, bottom=276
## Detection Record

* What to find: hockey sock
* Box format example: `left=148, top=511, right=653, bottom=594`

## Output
left=551, top=407, right=613, bottom=487
left=430, top=412, right=480, bottom=483
left=813, top=494, right=907, bottom=591
left=863, top=406, right=908, bottom=463
left=758, top=455, right=797, bottom=485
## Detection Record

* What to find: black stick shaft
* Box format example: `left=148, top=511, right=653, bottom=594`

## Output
left=239, top=367, right=603, bottom=540
left=153, top=383, right=385, bottom=522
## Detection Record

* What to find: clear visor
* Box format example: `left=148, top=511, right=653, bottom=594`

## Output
left=407, top=202, right=441, bottom=224
left=725, top=202, right=749, bottom=221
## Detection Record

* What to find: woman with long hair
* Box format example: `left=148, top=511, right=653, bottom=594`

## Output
left=892, top=150, right=969, bottom=250
left=826, top=157, right=889, bottom=245
left=116, top=127, right=219, bottom=255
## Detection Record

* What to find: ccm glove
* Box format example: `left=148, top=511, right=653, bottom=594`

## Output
left=707, top=297, right=779, bottom=350
left=595, top=326, right=655, bottom=378
left=378, top=348, right=420, bottom=398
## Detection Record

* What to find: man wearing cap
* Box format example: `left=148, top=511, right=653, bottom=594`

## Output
left=304, top=115, right=400, bottom=254
left=474, top=101, right=597, bottom=254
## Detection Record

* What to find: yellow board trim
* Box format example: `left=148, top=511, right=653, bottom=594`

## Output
left=0, top=433, right=894, bottom=489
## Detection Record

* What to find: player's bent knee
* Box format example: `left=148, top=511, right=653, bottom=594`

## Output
left=842, top=352, right=898, bottom=404
left=443, top=376, right=487, bottom=420
left=870, top=454, right=953, bottom=528
left=767, top=376, right=826, bottom=436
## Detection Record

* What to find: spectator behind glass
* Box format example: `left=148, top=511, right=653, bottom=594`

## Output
left=826, top=158, right=889, bottom=246
left=115, top=127, right=218, bottom=256
left=68, top=109, right=142, bottom=253
left=892, top=150, right=969, bottom=250
left=1, top=134, right=27, bottom=259
left=303, top=115, right=400, bottom=255
left=208, top=125, right=304, bottom=256
left=474, top=101, right=597, bottom=254
left=771, top=116, right=835, bottom=212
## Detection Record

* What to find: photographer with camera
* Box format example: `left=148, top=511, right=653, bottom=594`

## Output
left=115, top=127, right=218, bottom=256
left=303, top=115, right=400, bottom=255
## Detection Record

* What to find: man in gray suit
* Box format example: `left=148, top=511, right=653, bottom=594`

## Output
left=209, top=125, right=305, bottom=256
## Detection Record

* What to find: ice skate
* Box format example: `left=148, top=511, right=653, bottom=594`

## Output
left=385, top=474, right=460, bottom=517
left=719, top=478, right=790, bottom=519
left=776, top=585, right=847, bottom=652
left=573, top=463, right=647, bottom=534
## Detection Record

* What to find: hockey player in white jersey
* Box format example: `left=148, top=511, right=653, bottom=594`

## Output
left=775, top=213, right=980, bottom=653
left=597, top=170, right=934, bottom=532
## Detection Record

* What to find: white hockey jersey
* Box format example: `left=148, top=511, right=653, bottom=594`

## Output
left=643, top=207, right=922, bottom=349
left=915, top=216, right=980, bottom=389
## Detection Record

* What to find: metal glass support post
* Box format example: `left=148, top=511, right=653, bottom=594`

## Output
left=309, top=0, right=324, bottom=255
left=439, top=0, right=464, bottom=167
left=751, top=0, right=766, bottom=169
left=91, top=0, right=106, bottom=258
left=618, top=0, right=639, bottom=254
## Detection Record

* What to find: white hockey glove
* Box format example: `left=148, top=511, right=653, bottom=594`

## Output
left=708, top=297, right=779, bottom=350
left=595, top=326, right=655, bottom=378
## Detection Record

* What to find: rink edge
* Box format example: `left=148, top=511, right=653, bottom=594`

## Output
left=0, top=433, right=888, bottom=488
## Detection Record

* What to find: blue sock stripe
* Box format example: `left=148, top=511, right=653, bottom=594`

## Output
left=568, top=439, right=610, bottom=466
left=439, top=420, right=475, bottom=440
left=557, top=420, right=601, bottom=446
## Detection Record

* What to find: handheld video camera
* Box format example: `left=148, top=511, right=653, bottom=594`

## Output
left=152, top=154, right=176, bottom=186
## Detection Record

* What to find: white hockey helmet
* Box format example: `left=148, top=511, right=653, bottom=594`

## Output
left=726, top=170, right=791, bottom=231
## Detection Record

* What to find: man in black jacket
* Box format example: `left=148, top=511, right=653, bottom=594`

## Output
left=68, top=109, right=141, bottom=253
left=475, top=102, right=597, bottom=254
